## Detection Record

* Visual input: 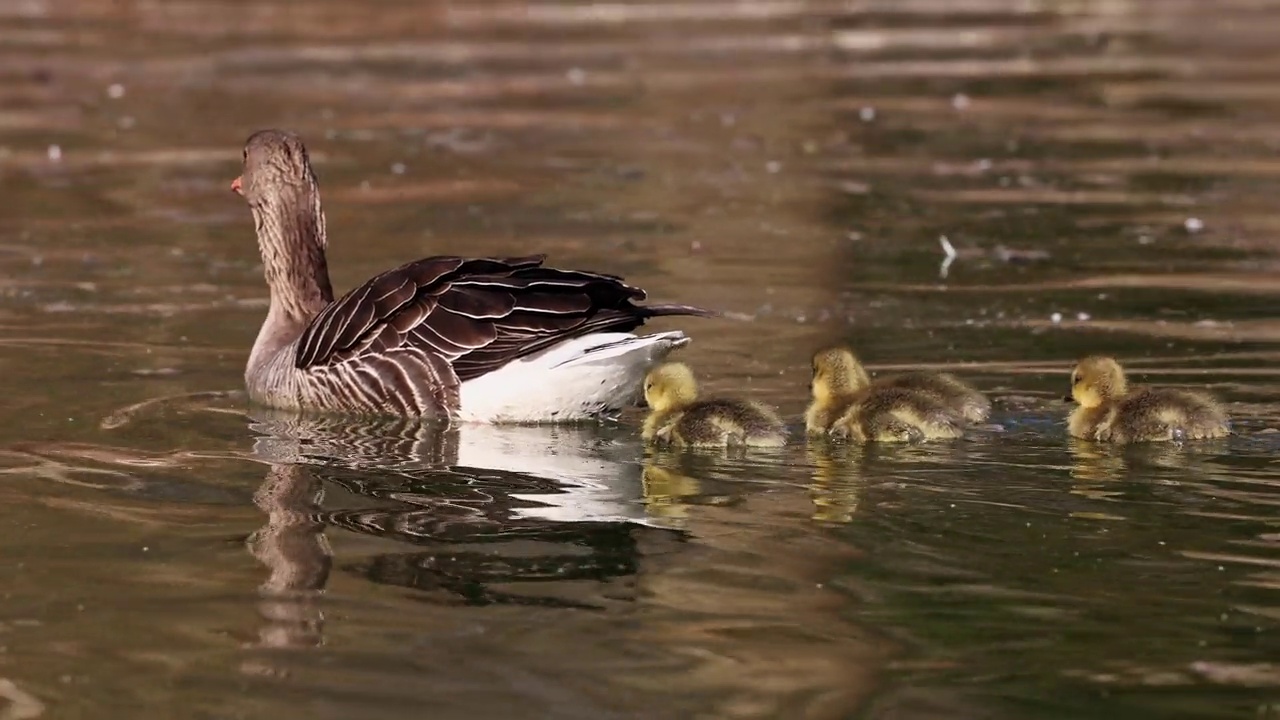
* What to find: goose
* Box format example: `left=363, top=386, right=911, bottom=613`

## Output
left=231, top=129, right=711, bottom=423
left=1066, top=356, right=1230, bottom=443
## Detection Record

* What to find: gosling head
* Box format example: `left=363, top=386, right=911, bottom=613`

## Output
left=644, top=362, right=699, bottom=412
left=1068, top=356, right=1128, bottom=408
left=810, top=346, right=872, bottom=402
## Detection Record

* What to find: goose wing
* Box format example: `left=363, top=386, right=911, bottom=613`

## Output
left=294, top=254, right=708, bottom=383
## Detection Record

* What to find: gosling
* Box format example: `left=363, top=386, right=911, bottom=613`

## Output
left=807, top=347, right=966, bottom=443
left=1067, top=356, right=1230, bottom=444
left=642, top=362, right=788, bottom=447
left=878, top=370, right=991, bottom=423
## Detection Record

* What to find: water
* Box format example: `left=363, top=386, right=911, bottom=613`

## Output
left=2, top=0, right=1280, bottom=717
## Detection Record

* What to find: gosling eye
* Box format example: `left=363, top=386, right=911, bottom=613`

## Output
left=1071, top=374, right=1080, bottom=385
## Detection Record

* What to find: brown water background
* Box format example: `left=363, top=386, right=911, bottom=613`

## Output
left=3, top=1, right=1280, bottom=717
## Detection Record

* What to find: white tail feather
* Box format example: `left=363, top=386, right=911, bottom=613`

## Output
left=456, top=331, right=690, bottom=423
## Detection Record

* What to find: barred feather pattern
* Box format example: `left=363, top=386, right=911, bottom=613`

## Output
left=245, top=254, right=709, bottom=419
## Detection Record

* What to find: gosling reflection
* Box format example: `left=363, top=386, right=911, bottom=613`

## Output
left=804, top=442, right=969, bottom=524
left=639, top=444, right=790, bottom=527
left=806, top=444, right=863, bottom=524
left=640, top=444, right=876, bottom=526
left=640, top=464, right=702, bottom=526
left=639, top=455, right=747, bottom=528
left=627, top=449, right=890, bottom=717
left=1067, top=439, right=1128, bottom=489
left=1068, top=437, right=1231, bottom=500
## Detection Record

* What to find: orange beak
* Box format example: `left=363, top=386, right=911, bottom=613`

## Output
left=230, top=176, right=243, bottom=195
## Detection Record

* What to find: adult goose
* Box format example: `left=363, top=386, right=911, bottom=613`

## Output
left=231, top=129, right=711, bottom=423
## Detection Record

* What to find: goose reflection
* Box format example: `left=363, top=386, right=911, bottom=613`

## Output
left=245, top=411, right=682, bottom=624
left=246, top=463, right=330, bottom=651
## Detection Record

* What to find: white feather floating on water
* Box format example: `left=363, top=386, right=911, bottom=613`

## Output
left=939, top=235, right=958, bottom=279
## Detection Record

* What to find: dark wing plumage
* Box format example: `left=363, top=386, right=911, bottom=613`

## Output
left=294, top=255, right=712, bottom=381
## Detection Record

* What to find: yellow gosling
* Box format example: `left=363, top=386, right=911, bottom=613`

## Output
left=806, top=346, right=989, bottom=432
left=643, top=362, right=787, bottom=448
left=642, top=362, right=698, bottom=442
left=1067, top=356, right=1230, bottom=444
left=807, top=347, right=967, bottom=443
left=805, top=347, right=872, bottom=436
left=878, top=370, right=991, bottom=423
left=831, top=386, right=967, bottom=443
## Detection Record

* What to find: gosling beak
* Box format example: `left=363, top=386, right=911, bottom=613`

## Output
left=230, top=176, right=243, bottom=195
left=1061, top=394, right=1073, bottom=402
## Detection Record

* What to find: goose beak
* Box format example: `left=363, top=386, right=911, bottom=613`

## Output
left=230, top=176, right=243, bottom=195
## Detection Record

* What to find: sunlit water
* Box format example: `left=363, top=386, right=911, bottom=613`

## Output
left=2, top=0, right=1280, bottom=717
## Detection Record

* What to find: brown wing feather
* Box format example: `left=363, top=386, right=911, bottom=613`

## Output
left=294, top=254, right=713, bottom=382
left=294, top=255, right=539, bottom=368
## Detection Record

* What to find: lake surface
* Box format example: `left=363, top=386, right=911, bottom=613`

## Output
left=2, top=0, right=1280, bottom=717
